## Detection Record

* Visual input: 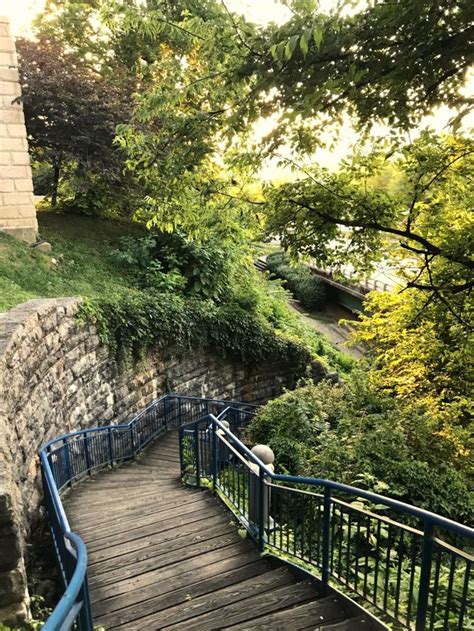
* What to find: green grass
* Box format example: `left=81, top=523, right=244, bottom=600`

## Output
left=0, top=212, right=145, bottom=312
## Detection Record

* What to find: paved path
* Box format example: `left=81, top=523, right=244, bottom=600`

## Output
left=63, top=431, right=374, bottom=630
left=289, top=301, right=365, bottom=360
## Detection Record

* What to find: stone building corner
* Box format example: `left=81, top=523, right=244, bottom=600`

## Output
left=0, top=16, right=38, bottom=243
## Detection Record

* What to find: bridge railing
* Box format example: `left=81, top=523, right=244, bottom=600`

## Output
left=39, top=393, right=255, bottom=630
left=179, top=414, right=473, bottom=631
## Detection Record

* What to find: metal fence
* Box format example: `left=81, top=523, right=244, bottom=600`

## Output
left=39, top=394, right=255, bottom=630
left=179, top=412, right=473, bottom=631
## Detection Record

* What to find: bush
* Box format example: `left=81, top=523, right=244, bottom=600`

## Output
left=110, top=233, right=232, bottom=300
left=266, top=251, right=326, bottom=310
left=248, top=379, right=473, bottom=524
left=79, top=290, right=313, bottom=370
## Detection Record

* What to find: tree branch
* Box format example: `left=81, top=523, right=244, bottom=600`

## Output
left=287, top=198, right=474, bottom=270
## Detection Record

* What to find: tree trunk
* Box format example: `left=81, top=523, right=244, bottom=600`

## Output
left=51, top=160, right=60, bottom=207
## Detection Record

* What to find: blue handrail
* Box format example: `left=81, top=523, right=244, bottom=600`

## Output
left=38, top=394, right=473, bottom=630
left=179, top=412, right=474, bottom=631
left=213, top=417, right=473, bottom=539
left=38, top=393, right=254, bottom=630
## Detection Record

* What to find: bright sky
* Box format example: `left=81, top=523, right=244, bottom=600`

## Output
left=2, top=0, right=472, bottom=177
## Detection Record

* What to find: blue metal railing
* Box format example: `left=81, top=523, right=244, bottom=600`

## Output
left=179, top=413, right=474, bottom=631
left=39, top=393, right=255, bottom=630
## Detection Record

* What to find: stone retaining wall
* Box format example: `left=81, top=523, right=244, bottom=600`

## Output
left=0, top=298, right=319, bottom=623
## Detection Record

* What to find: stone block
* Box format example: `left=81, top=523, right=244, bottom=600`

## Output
left=0, top=81, right=20, bottom=97
left=0, top=50, right=14, bottom=63
left=0, top=178, right=13, bottom=192
left=2, top=192, right=32, bottom=206
left=0, top=37, right=15, bottom=53
left=1, top=165, right=28, bottom=179
left=0, top=23, right=11, bottom=38
left=6, top=124, right=26, bottom=138
left=10, top=152, right=29, bottom=166
left=0, top=68, right=18, bottom=84
left=1, top=137, right=25, bottom=151
left=13, top=178, right=32, bottom=192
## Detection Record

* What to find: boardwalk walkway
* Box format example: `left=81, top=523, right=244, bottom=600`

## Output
left=64, top=431, right=375, bottom=630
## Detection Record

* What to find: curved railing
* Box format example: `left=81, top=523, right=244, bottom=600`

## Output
left=179, top=413, right=474, bottom=631
left=39, top=394, right=256, bottom=630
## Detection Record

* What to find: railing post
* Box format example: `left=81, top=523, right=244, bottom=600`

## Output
left=321, top=486, right=332, bottom=590
left=258, top=466, right=265, bottom=551
left=163, top=397, right=168, bottom=431
left=130, top=425, right=135, bottom=457
left=78, top=572, right=94, bottom=631
left=83, top=433, right=91, bottom=476
left=416, top=521, right=434, bottom=631
left=64, top=439, right=72, bottom=487
left=211, top=419, right=218, bottom=492
left=194, top=424, right=201, bottom=487
left=107, top=427, right=114, bottom=464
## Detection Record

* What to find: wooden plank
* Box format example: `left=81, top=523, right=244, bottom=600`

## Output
left=71, top=491, right=206, bottom=533
left=164, top=581, right=314, bottom=631
left=88, top=521, right=237, bottom=570
left=97, top=561, right=271, bottom=629
left=90, top=530, right=245, bottom=580
left=225, top=595, right=348, bottom=630
left=85, top=504, right=228, bottom=554
left=162, top=581, right=317, bottom=630
left=121, top=567, right=296, bottom=630
left=90, top=541, right=259, bottom=603
left=66, top=485, right=194, bottom=515
left=88, top=536, right=256, bottom=591
left=77, top=494, right=214, bottom=541
left=87, top=513, right=234, bottom=566
left=311, top=615, right=376, bottom=630
left=92, top=551, right=263, bottom=614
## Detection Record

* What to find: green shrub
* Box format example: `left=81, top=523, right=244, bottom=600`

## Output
left=79, top=290, right=312, bottom=370
left=110, top=232, right=231, bottom=300
left=248, top=379, right=473, bottom=524
left=266, top=251, right=326, bottom=310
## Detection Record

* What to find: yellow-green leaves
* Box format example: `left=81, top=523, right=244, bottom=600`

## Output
left=299, top=29, right=310, bottom=57
left=313, top=25, right=324, bottom=50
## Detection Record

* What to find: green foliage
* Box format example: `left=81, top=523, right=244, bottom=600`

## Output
left=79, top=291, right=311, bottom=369
left=245, top=1, right=472, bottom=137
left=249, top=380, right=473, bottom=524
left=266, top=134, right=474, bottom=281
left=266, top=251, right=327, bottom=310
left=110, top=233, right=232, bottom=300
left=353, top=285, right=473, bottom=468
left=0, top=596, right=52, bottom=631
left=17, top=37, right=134, bottom=210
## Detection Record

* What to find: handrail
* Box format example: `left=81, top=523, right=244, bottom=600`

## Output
left=212, top=418, right=474, bottom=539
left=179, top=412, right=474, bottom=631
left=38, top=394, right=473, bottom=631
left=38, top=393, right=254, bottom=630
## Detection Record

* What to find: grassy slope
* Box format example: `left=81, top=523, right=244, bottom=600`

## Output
left=0, top=212, right=144, bottom=312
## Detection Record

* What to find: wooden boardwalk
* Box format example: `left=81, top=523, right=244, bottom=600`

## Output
left=64, top=431, right=376, bottom=630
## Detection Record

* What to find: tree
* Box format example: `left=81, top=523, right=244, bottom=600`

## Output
left=265, top=133, right=474, bottom=304
left=239, top=0, right=474, bottom=147
left=17, top=37, right=134, bottom=207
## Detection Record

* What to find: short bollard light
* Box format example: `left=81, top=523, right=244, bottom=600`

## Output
left=248, top=444, right=275, bottom=534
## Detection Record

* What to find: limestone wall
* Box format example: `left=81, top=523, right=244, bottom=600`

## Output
left=0, top=298, right=315, bottom=623
left=0, top=16, right=38, bottom=243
